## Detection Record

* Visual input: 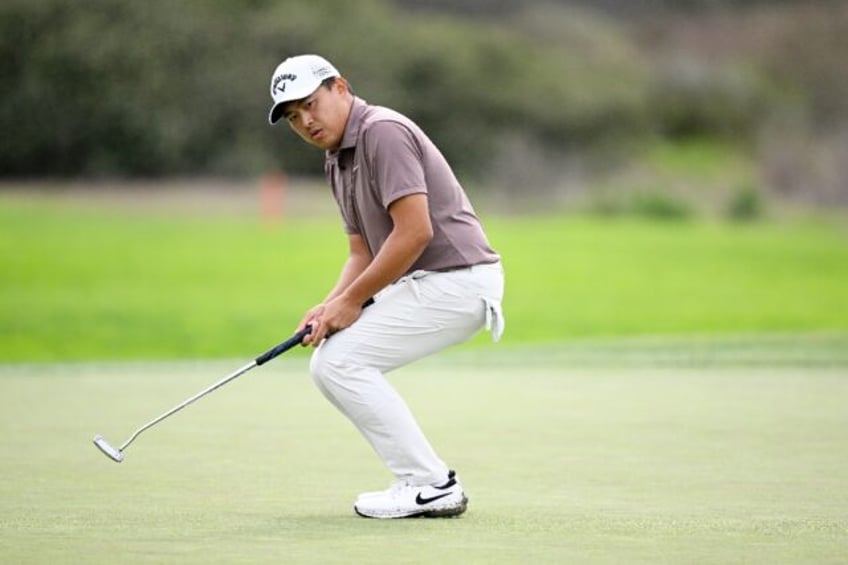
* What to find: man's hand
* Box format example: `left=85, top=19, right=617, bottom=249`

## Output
left=297, top=303, right=324, bottom=345
left=301, top=293, right=363, bottom=347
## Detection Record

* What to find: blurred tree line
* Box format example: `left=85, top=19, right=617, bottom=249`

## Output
left=1, top=0, right=845, bottom=205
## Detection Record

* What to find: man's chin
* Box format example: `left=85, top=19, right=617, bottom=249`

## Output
left=313, top=139, right=340, bottom=151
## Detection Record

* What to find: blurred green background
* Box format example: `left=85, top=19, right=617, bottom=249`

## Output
left=1, top=0, right=847, bottom=361
left=2, top=5, right=847, bottom=562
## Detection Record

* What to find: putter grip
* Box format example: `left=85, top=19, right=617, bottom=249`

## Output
left=255, top=325, right=312, bottom=366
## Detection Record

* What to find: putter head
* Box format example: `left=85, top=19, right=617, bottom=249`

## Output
left=93, top=435, right=124, bottom=463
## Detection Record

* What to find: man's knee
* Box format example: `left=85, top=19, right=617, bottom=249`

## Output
left=309, top=346, right=334, bottom=387
left=309, top=341, right=356, bottom=391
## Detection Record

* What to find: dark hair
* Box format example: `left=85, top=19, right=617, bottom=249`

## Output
left=322, top=76, right=353, bottom=95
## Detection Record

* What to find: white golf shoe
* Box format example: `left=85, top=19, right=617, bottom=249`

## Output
left=354, top=470, right=468, bottom=519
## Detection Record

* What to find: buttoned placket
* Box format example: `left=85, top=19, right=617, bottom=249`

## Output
left=340, top=149, right=361, bottom=234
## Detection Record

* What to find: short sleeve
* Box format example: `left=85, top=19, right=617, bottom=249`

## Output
left=363, top=120, right=427, bottom=209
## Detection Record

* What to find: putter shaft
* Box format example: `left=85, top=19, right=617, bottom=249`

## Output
left=93, top=326, right=311, bottom=462
left=120, top=360, right=257, bottom=452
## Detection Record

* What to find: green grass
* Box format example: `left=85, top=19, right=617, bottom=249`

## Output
left=494, top=216, right=848, bottom=341
left=645, top=138, right=752, bottom=181
left=1, top=340, right=846, bottom=564
left=2, top=196, right=848, bottom=361
left=3, top=190, right=845, bottom=562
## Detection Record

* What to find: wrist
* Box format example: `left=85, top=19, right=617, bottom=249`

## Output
left=340, top=286, right=368, bottom=307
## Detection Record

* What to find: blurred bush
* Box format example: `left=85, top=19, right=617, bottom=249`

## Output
left=0, top=0, right=707, bottom=181
left=632, top=1, right=848, bottom=209
left=649, top=58, right=770, bottom=141
left=628, top=191, right=692, bottom=221
left=0, top=0, right=845, bottom=211
left=725, top=184, right=763, bottom=222
left=0, top=0, right=652, bottom=179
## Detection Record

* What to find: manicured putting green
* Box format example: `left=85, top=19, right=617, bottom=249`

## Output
left=1, top=340, right=846, bottom=563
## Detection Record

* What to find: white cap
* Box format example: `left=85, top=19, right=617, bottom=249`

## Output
left=268, top=54, right=340, bottom=125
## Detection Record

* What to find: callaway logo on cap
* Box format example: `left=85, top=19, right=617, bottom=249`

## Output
left=268, top=54, right=340, bottom=125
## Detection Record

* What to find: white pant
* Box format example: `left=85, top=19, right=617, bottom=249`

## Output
left=309, top=262, right=504, bottom=486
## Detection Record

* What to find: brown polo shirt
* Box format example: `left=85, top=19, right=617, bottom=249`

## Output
left=325, top=97, right=500, bottom=274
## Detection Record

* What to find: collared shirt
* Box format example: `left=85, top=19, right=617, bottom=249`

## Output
left=324, top=97, right=500, bottom=274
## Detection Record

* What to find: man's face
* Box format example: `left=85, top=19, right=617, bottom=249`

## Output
left=283, top=79, right=352, bottom=151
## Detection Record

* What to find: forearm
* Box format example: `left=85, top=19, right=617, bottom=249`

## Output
left=341, top=227, right=430, bottom=306
left=298, top=248, right=371, bottom=334
left=324, top=253, right=371, bottom=303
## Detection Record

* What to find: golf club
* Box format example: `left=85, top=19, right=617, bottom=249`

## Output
left=93, top=325, right=312, bottom=463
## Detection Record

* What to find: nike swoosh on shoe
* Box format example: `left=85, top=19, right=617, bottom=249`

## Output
left=415, top=491, right=454, bottom=505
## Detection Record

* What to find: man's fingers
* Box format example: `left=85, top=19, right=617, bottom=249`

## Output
left=299, top=301, right=360, bottom=346
left=301, top=319, right=320, bottom=346
left=307, top=319, right=328, bottom=347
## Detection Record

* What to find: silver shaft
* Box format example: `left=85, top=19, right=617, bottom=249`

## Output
left=118, top=360, right=258, bottom=452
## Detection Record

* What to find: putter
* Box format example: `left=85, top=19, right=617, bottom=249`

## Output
left=93, top=325, right=312, bottom=463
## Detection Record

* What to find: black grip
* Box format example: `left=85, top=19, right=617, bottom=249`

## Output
left=254, top=325, right=312, bottom=366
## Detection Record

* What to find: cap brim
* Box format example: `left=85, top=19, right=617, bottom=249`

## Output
left=269, top=102, right=286, bottom=125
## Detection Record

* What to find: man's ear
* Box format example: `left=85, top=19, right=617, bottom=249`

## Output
left=334, top=76, right=351, bottom=95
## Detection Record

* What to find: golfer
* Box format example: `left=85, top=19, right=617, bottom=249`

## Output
left=268, top=54, right=504, bottom=519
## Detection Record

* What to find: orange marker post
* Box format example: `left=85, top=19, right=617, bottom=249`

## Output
left=260, top=171, right=287, bottom=224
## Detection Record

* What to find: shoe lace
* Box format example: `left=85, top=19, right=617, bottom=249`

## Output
left=387, top=480, right=412, bottom=495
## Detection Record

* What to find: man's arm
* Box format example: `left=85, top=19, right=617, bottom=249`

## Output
left=325, top=234, right=373, bottom=303
left=303, top=193, right=432, bottom=346
left=297, top=233, right=371, bottom=335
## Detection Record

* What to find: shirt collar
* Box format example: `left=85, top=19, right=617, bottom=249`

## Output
left=330, top=97, right=367, bottom=156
